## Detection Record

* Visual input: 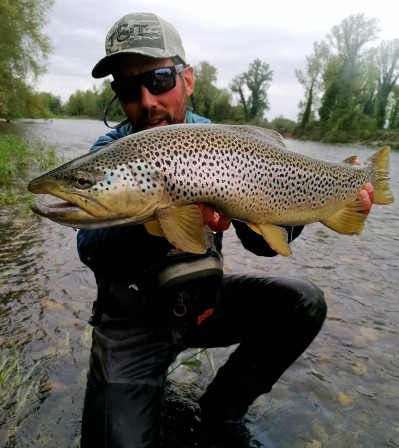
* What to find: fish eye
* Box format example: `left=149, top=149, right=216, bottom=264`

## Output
left=73, top=172, right=93, bottom=189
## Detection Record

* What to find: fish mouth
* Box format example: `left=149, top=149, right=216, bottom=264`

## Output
left=30, top=198, right=156, bottom=230
left=29, top=186, right=116, bottom=228
left=30, top=199, right=135, bottom=229
left=31, top=200, right=85, bottom=215
left=30, top=198, right=106, bottom=226
left=29, top=190, right=156, bottom=229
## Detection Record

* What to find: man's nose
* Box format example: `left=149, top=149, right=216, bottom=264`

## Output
left=139, top=85, right=158, bottom=107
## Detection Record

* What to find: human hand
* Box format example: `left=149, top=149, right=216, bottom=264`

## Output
left=354, top=158, right=374, bottom=216
left=195, top=203, right=231, bottom=231
left=357, top=182, right=374, bottom=216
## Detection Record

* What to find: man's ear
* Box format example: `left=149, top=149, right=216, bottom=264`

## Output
left=183, top=65, right=195, bottom=96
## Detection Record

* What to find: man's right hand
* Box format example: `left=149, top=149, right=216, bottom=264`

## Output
left=195, top=203, right=231, bottom=232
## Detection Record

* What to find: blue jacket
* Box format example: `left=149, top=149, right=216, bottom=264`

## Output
left=77, top=112, right=303, bottom=280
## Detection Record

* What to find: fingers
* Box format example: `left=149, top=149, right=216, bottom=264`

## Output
left=195, top=203, right=215, bottom=225
left=195, top=203, right=231, bottom=231
left=353, top=161, right=374, bottom=216
left=357, top=182, right=374, bottom=216
left=209, top=213, right=231, bottom=231
left=363, top=182, right=375, bottom=204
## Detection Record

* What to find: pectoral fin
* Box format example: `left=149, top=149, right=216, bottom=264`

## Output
left=246, top=223, right=262, bottom=235
left=256, top=223, right=291, bottom=257
left=155, top=205, right=207, bottom=254
left=321, top=200, right=366, bottom=234
left=144, top=220, right=165, bottom=237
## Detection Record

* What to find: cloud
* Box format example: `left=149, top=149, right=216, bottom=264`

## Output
left=37, top=0, right=398, bottom=121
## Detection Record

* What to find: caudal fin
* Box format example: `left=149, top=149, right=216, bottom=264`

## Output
left=367, top=146, right=394, bottom=205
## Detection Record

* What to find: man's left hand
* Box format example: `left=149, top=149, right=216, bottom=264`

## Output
left=354, top=158, right=374, bottom=216
left=358, top=182, right=374, bottom=216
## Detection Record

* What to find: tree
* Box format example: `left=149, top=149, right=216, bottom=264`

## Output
left=296, top=41, right=330, bottom=128
left=387, top=84, right=399, bottom=129
left=230, top=59, right=273, bottom=121
left=0, top=0, right=54, bottom=118
left=193, top=61, right=219, bottom=117
left=38, top=92, right=63, bottom=115
left=372, top=39, right=399, bottom=128
left=210, top=89, right=233, bottom=123
left=319, top=14, right=380, bottom=128
left=193, top=61, right=234, bottom=122
left=230, top=73, right=248, bottom=120
left=65, top=91, right=86, bottom=116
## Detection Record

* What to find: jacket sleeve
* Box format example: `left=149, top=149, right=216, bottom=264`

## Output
left=89, top=126, right=129, bottom=152
left=232, top=220, right=304, bottom=257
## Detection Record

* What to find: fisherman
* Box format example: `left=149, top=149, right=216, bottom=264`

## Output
left=77, top=12, right=374, bottom=447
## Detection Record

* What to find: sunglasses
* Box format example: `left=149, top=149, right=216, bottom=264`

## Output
left=110, top=64, right=184, bottom=103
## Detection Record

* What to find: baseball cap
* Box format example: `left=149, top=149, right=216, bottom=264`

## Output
left=92, top=12, right=187, bottom=78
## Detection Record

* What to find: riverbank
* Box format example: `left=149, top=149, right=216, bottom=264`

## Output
left=287, top=127, right=399, bottom=150
left=2, top=116, right=399, bottom=150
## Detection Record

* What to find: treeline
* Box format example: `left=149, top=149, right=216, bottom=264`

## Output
left=294, top=13, right=399, bottom=141
left=1, top=2, right=399, bottom=143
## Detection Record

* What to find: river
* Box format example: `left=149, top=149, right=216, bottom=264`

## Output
left=0, top=119, right=398, bottom=448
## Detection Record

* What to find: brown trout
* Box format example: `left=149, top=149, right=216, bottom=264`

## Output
left=28, top=124, right=394, bottom=256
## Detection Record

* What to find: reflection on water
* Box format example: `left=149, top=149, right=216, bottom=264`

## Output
left=0, top=119, right=398, bottom=447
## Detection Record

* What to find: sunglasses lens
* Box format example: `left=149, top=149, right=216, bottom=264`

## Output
left=111, top=80, right=140, bottom=102
left=111, top=67, right=178, bottom=103
left=147, top=68, right=176, bottom=94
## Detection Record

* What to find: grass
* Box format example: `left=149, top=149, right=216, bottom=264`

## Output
left=0, top=341, right=43, bottom=420
left=0, top=134, right=62, bottom=206
left=168, top=348, right=216, bottom=376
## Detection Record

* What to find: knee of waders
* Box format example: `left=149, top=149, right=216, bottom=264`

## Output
left=81, top=382, right=163, bottom=448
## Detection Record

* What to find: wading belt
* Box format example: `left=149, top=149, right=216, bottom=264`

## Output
left=88, top=276, right=111, bottom=326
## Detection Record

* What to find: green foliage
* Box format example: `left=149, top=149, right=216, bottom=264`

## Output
left=0, top=188, right=20, bottom=206
left=167, top=348, right=216, bottom=376
left=269, top=117, right=297, bottom=136
left=0, top=0, right=55, bottom=119
left=38, top=92, right=63, bottom=115
left=210, top=89, right=234, bottom=123
left=0, top=341, right=46, bottom=429
left=63, top=80, right=125, bottom=123
left=0, top=135, right=29, bottom=185
left=388, top=85, right=399, bottom=129
left=193, top=61, right=219, bottom=117
left=230, top=59, right=273, bottom=121
left=297, top=14, right=399, bottom=137
left=335, top=110, right=377, bottom=132
left=0, top=134, right=61, bottom=209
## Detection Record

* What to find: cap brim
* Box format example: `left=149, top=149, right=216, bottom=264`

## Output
left=92, top=48, right=181, bottom=78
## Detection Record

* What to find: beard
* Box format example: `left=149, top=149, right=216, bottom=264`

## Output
left=132, top=84, right=188, bottom=130
left=134, top=108, right=186, bottom=129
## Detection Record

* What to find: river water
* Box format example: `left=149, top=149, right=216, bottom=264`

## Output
left=0, top=119, right=398, bottom=448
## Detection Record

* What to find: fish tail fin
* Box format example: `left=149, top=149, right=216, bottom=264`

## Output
left=367, top=146, right=394, bottom=205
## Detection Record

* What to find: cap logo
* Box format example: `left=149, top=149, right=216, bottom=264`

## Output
left=107, top=21, right=164, bottom=54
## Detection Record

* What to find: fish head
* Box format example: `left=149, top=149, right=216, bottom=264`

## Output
left=28, top=148, right=167, bottom=229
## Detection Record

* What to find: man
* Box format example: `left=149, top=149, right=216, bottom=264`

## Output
left=78, top=12, right=374, bottom=448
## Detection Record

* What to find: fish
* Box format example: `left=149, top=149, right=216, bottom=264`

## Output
left=28, top=124, right=394, bottom=257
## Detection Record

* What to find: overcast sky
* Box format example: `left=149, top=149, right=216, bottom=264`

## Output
left=37, top=0, right=398, bottom=121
